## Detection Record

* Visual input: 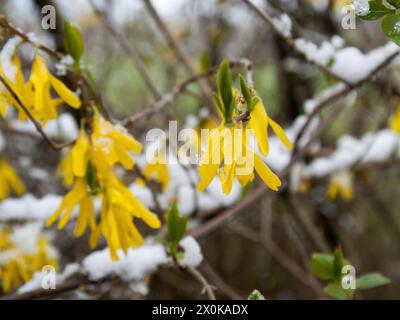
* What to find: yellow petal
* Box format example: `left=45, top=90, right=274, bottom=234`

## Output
left=49, top=74, right=81, bottom=109
left=268, top=117, right=293, bottom=150
left=198, top=128, right=223, bottom=191
left=72, top=133, right=89, bottom=177
left=248, top=102, right=269, bottom=156
left=253, top=151, right=281, bottom=191
left=220, top=163, right=236, bottom=195
left=74, top=196, right=94, bottom=237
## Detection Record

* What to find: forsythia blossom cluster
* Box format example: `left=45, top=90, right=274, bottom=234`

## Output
left=0, top=51, right=81, bottom=123
left=47, top=113, right=161, bottom=260
left=198, top=60, right=292, bottom=194
left=0, top=158, right=25, bottom=200
left=0, top=225, right=58, bottom=293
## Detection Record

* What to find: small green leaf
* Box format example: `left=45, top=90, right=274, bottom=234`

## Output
left=356, top=273, right=391, bottom=290
left=249, top=97, right=259, bottom=112
left=311, top=253, right=335, bottom=280
left=382, top=13, right=400, bottom=45
left=213, top=92, right=224, bottom=116
left=333, top=247, right=345, bottom=280
left=248, top=289, right=265, bottom=300
left=216, top=59, right=233, bottom=123
left=64, top=20, right=84, bottom=63
left=166, top=202, right=188, bottom=258
left=85, top=161, right=100, bottom=196
left=239, top=74, right=252, bottom=106
left=324, top=282, right=353, bottom=300
left=358, top=1, right=394, bottom=21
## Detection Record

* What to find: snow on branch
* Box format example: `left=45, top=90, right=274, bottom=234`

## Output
left=304, top=129, right=400, bottom=178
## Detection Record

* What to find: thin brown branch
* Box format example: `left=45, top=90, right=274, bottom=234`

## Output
left=1, top=276, right=96, bottom=300
left=0, top=122, right=44, bottom=139
left=0, top=15, right=62, bottom=59
left=143, top=0, right=215, bottom=109
left=242, top=0, right=351, bottom=85
left=89, top=1, right=162, bottom=100
left=122, top=58, right=252, bottom=125
left=200, top=261, right=243, bottom=300
left=228, top=221, right=324, bottom=297
left=288, top=195, right=331, bottom=253
left=186, top=266, right=217, bottom=300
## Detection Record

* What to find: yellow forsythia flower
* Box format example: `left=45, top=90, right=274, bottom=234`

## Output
left=48, top=114, right=160, bottom=260
left=91, top=113, right=142, bottom=169
left=143, top=152, right=170, bottom=191
left=0, top=57, right=29, bottom=118
left=0, top=226, right=58, bottom=293
left=198, top=120, right=286, bottom=194
left=327, top=171, right=354, bottom=201
left=0, top=159, right=25, bottom=200
left=0, top=54, right=81, bottom=123
left=390, top=106, right=400, bottom=133
left=198, top=66, right=292, bottom=195
left=248, top=100, right=293, bottom=157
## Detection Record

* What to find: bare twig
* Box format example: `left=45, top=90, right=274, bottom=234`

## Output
left=242, top=0, right=351, bottom=85
left=186, top=266, right=217, bottom=300
left=228, top=221, right=324, bottom=297
left=89, top=1, right=162, bottom=100
left=200, top=261, right=243, bottom=300
left=2, top=276, right=97, bottom=300
left=122, top=58, right=252, bottom=125
left=0, top=15, right=62, bottom=59
left=288, top=195, right=331, bottom=252
left=0, top=122, right=45, bottom=139
left=143, top=0, right=215, bottom=109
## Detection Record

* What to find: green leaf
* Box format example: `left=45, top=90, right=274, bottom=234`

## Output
left=85, top=161, right=100, bottom=196
left=356, top=273, right=391, bottom=290
left=213, top=92, right=224, bottom=116
left=248, top=289, right=265, bottom=300
left=216, top=59, right=233, bottom=122
left=382, top=13, right=400, bottom=45
left=166, top=202, right=188, bottom=258
left=64, top=20, right=84, bottom=63
left=324, top=282, right=353, bottom=300
left=249, top=97, right=259, bottom=112
left=311, top=253, right=335, bottom=280
left=239, top=74, right=252, bottom=106
left=333, top=247, right=345, bottom=280
left=358, top=1, right=394, bottom=21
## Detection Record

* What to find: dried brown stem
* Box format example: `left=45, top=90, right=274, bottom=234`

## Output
left=186, top=266, right=217, bottom=300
